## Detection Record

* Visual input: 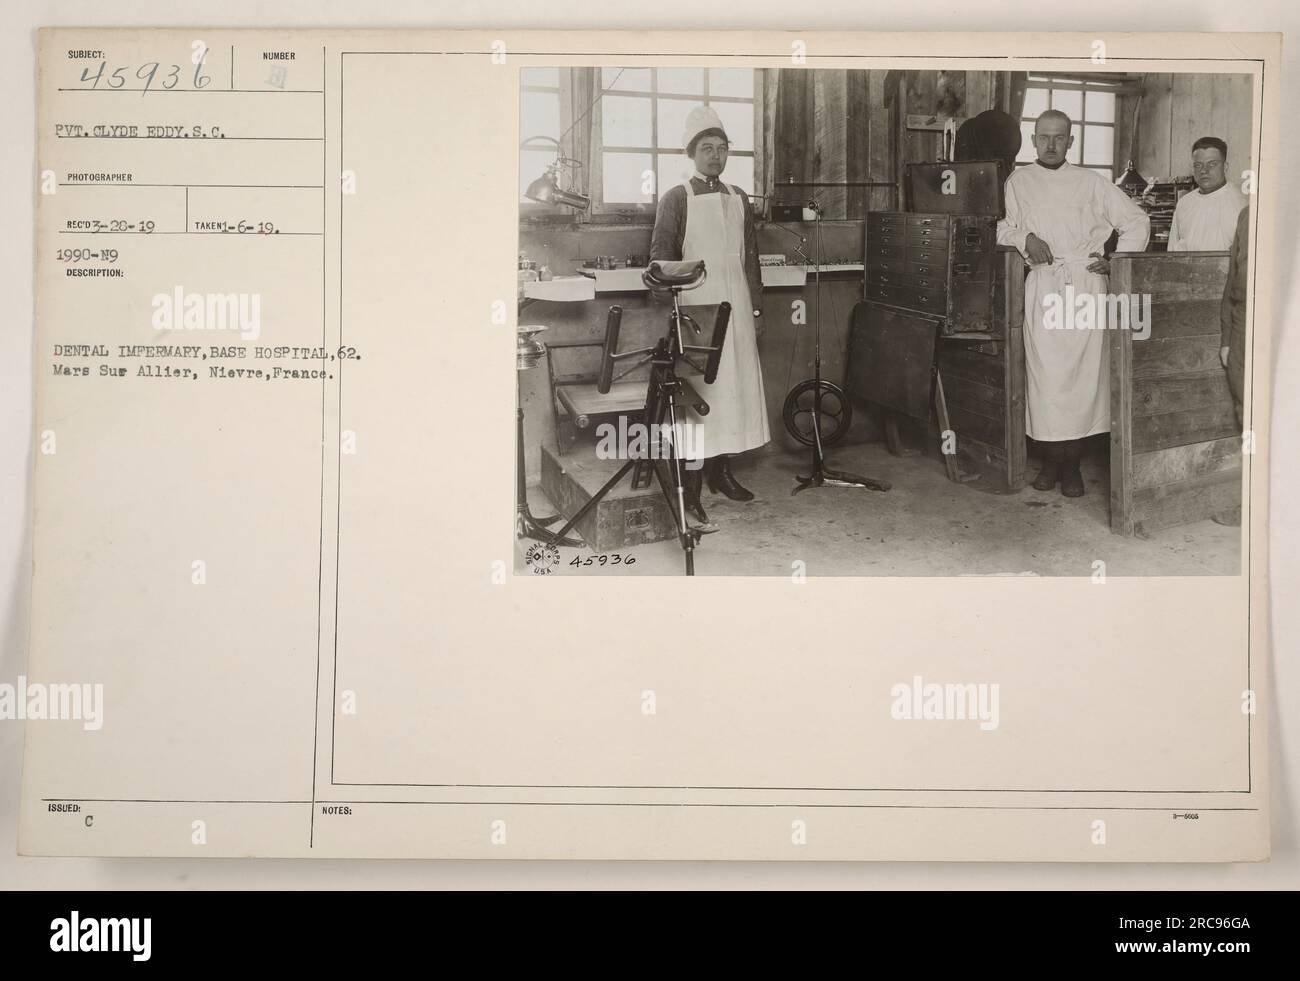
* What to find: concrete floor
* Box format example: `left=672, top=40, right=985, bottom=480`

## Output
left=518, top=440, right=1242, bottom=577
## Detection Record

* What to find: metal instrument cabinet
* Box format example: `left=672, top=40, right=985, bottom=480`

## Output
left=864, top=211, right=1000, bottom=335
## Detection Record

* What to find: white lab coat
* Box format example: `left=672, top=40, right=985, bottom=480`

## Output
left=1168, top=182, right=1247, bottom=252
left=996, top=162, right=1150, bottom=440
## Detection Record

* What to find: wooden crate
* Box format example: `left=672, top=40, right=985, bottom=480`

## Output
left=1109, top=252, right=1242, bottom=535
left=539, top=444, right=679, bottom=553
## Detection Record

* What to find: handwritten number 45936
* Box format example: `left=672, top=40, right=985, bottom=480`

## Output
left=78, top=53, right=211, bottom=94
left=569, top=555, right=635, bottom=568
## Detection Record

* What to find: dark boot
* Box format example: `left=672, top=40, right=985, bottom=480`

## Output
left=682, top=463, right=708, bottom=523
left=1060, top=439, right=1085, bottom=498
left=706, top=455, right=755, bottom=501
left=1033, top=441, right=1063, bottom=491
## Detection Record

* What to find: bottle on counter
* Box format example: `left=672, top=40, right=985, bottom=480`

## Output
left=518, top=252, right=539, bottom=284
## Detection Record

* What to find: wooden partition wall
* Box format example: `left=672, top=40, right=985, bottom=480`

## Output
left=1109, top=252, right=1242, bottom=535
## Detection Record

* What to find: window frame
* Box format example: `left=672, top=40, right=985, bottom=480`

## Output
left=590, top=67, right=757, bottom=220
left=519, top=69, right=576, bottom=219
left=1015, top=75, right=1123, bottom=181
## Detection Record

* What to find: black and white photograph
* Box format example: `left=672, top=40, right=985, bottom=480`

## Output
left=3, top=2, right=1293, bottom=917
left=516, top=66, right=1258, bottom=576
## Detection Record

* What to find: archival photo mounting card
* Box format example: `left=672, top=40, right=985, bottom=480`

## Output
left=20, top=28, right=1276, bottom=860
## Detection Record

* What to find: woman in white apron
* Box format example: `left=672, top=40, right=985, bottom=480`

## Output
left=649, top=106, right=770, bottom=523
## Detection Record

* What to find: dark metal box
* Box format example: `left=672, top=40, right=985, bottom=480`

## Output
left=905, top=160, right=1005, bottom=217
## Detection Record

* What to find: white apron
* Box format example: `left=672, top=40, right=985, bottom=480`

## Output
left=1023, top=256, right=1111, bottom=441
left=679, top=180, right=770, bottom=456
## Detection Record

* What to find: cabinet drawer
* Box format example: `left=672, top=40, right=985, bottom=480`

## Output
left=867, top=268, right=907, bottom=288
left=866, top=228, right=906, bottom=250
left=897, top=284, right=947, bottom=313
left=906, top=224, right=948, bottom=246
left=869, top=212, right=907, bottom=228
left=869, top=268, right=943, bottom=292
left=906, top=214, right=950, bottom=229
left=906, top=243, right=948, bottom=266
left=907, top=258, right=947, bottom=279
left=864, top=282, right=903, bottom=306
left=866, top=254, right=907, bottom=274
left=867, top=243, right=905, bottom=261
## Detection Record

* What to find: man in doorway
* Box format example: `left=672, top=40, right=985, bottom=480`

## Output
left=997, top=109, right=1150, bottom=497
left=1168, top=136, right=1247, bottom=252
left=1213, top=204, right=1251, bottom=527
left=1221, top=204, right=1250, bottom=428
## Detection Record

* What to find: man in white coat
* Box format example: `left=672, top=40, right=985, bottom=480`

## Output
left=1168, top=136, right=1247, bottom=252
left=997, top=110, right=1150, bottom=497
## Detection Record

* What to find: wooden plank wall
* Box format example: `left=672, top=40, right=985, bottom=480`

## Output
left=770, top=69, right=998, bottom=219
left=1109, top=253, right=1241, bottom=535
left=867, top=70, right=893, bottom=213
left=775, top=68, right=817, bottom=195
left=1114, top=73, right=1254, bottom=179
left=814, top=71, right=849, bottom=219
